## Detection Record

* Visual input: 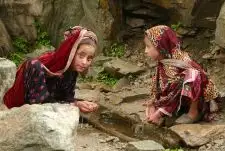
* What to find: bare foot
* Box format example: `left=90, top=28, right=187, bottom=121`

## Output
left=187, top=110, right=199, bottom=120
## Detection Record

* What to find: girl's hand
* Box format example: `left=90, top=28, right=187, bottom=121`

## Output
left=142, top=99, right=155, bottom=107
left=73, top=101, right=98, bottom=113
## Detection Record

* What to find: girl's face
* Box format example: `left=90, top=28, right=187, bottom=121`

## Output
left=71, top=44, right=95, bottom=73
left=144, top=36, right=161, bottom=61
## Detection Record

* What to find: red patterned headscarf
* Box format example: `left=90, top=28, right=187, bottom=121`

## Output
left=4, top=26, right=98, bottom=108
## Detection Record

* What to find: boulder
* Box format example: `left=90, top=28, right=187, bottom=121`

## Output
left=106, top=87, right=149, bottom=104
left=0, top=0, right=41, bottom=41
left=0, top=103, right=79, bottom=151
left=126, top=17, right=145, bottom=28
left=170, top=124, right=225, bottom=147
left=149, top=0, right=195, bottom=26
left=0, top=58, right=16, bottom=104
left=0, top=19, right=13, bottom=57
left=103, top=58, right=145, bottom=77
left=75, top=89, right=102, bottom=102
left=0, top=0, right=116, bottom=52
left=215, top=2, right=225, bottom=48
left=148, top=0, right=224, bottom=28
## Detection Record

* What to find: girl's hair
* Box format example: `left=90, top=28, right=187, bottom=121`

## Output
left=78, top=38, right=97, bottom=49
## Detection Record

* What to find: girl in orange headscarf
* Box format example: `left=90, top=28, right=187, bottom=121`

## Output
left=4, top=26, right=98, bottom=113
left=144, top=25, right=219, bottom=124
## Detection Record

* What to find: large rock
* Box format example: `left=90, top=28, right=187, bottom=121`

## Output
left=215, top=2, right=225, bottom=48
left=41, top=0, right=83, bottom=46
left=0, top=0, right=41, bottom=41
left=0, top=58, right=16, bottom=104
left=170, top=124, right=225, bottom=147
left=0, top=19, right=13, bottom=57
left=148, top=0, right=195, bottom=26
left=0, top=0, right=116, bottom=52
left=42, top=0, right=117, bottom=50
left=125, top=140, right=165, bottom=151
left=192, top=0, right=224, bottom=29
left=126, top=17, right=145, bottom=28
left=103, top=58, right=145, bottom=77
left=79, top=0, right=115, bottom=52
left=0, top=103, right=79, bottom=151
left=106, top=87, right=149, bottom=104
left=148, top=0, right=224, bottom=28
left=75, top=89, right=102, bottom=102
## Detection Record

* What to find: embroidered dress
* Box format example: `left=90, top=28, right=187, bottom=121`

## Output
left=145, top=25, right=218, bottom=118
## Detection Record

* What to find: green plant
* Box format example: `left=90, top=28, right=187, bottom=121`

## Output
left=78, top=75, right=94, bottom=83
left=8, top=20, right=51, bottom=66
left=34, top=20, right=51, bottom=48
left=8, top=52, right=25, bottom=66
left=12, top=37, right=29, bottom=53
left=97, top=71, right=119, bottom=86
left=171, top=22, right=182, bottom=31
left=105, top=43, right=125, bottom=58
left=9, top=37, right=29, bottom=66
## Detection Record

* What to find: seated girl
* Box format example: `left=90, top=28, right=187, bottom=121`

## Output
left=143, top=25, right=219, bottom=125
left=4, top=26, right=98, bottom=113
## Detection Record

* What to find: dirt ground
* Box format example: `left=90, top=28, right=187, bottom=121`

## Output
left=75, top=124, right=127, bottom=151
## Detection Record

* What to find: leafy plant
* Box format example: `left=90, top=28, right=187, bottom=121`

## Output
left=8, top=20, right=52, bottom=66
left=171, top=22, right=182, bottom=31
left=105, top=43, right=125, bottom=58
left=97, top=71, right=119, bottom=86
left=12, top=37, right=29, bottom=53
left=8, top=52, right=25, bottom=66
left=78, top=75, right=94, bottom=83
left=34, top=20, right=51, bottom=48
left=9, top=37, right=29, bottom=66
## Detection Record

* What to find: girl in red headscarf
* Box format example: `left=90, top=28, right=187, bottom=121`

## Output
left=4, top=26, right=98, bottom=113
left=144, top=25, right=219, bottom=125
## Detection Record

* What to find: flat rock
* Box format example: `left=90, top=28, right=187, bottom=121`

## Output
left=106, top=88, right=149, bottom=104
left=126, top=140, right=165, bottom=151
left=75, top=89, right=102, bottom=102
left=103, top=58, right=145, bottom=77
left=170, top=124, right=225, bottom=147
left=113, top=77, right=130, bottom=91
left=0, top=103, right=79, bottom=151
left=126, top=17, right=145, bottom=28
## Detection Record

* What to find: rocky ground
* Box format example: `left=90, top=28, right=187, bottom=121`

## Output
left=75, top=28, right=225, bottom=151
left=76, top=124, right=127, bottom=151
left=2, top=21, right=225, bottom=151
